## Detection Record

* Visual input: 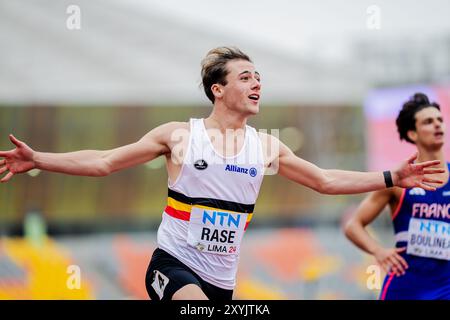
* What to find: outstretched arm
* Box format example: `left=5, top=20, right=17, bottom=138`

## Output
left=344, top=190, right=408, bottom=276
left=0, top=122, right=182, bottom=182
left=270, top=134, right=444, bottom=194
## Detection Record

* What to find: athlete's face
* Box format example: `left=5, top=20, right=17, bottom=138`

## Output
left=216, top=59, right=261, bottom=115
left=409, top=107, right=445, bottom=150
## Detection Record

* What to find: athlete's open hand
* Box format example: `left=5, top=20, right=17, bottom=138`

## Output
left=0, top=134, right=36, bottom=183
left=373, top=247, right=408, bottom=276
left=392, top=153, right=445, bottom=191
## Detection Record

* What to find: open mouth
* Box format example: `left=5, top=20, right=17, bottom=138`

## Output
left=434, top=132, right=444, bottom=138
left=248, top=94, right=260, bottom=102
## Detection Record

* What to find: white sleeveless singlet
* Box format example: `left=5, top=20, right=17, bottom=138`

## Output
left=156, top=118, right=265, bottom=289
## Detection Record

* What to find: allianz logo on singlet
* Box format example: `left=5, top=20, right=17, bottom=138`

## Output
left=225, top=164, right=257, bottom=177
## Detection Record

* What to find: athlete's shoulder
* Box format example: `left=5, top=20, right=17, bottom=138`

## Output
left=257, top=130, right=292, bottom=157
left=143, top=121, right=190, bottom=145
left=162, top=121, right=190, bottom=130
left=367, top=186, right=399, bottom=203
left=385, top=186, right=405, bottom=209
left=256, top=130, right=279, bottom=144
left=153, top=121, right=190, bottom=136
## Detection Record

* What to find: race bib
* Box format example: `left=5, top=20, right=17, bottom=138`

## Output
left=407, top=218, right=450, bottom=260
left=187, top=206, right=248, bottom=255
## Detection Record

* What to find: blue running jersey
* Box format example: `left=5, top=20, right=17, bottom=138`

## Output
left=380, top=163, right=450, bottom=300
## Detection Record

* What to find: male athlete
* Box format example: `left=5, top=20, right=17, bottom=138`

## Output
left=0, top=47, right=444, bottom=301
left=345, top=93, right=450, bottom=299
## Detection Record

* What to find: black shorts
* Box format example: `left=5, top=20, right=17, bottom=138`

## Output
left=145, top=248, right=233, bottom=301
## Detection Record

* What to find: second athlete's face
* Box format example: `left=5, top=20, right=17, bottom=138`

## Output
left=219, top=59, right=261, bottom=115
left=411, top=107, right=445, bottom=149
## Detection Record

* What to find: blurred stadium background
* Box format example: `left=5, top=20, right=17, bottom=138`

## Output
left=0, top=0, right=449, bottom=299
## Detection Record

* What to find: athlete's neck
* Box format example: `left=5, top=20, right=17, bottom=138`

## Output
left=416, top=148, right=446, bottom=168
left=205, top=109, right=247, bottom=133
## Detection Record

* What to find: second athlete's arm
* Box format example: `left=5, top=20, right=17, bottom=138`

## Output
left=344, top=190, right=409, bottom=275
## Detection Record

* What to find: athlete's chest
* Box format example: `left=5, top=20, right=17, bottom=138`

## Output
left=395, top=187, right=450, bottom=261
left=402, top=187, right=450, bottom=221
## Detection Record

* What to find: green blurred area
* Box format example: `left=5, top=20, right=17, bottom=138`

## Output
left=0, top=105, right=367, bottom=232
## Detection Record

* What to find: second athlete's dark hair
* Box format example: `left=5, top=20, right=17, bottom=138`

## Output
left=396, top=93, right=440, bottom=144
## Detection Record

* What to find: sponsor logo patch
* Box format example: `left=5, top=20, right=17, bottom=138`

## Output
left=151, top=270, right=169, bottom=300
left=194, top=159, right=208, bottom=170
left=225, top=165, right=257, bottom=177
left=409, top=187, right=426, bottom=196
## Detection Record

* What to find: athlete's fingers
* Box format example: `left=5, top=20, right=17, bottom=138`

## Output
left=392, top=263, right=404, bottom=276
left=422, top=177, right=444, bottom=184
left=418, top=182, right=437, bottom=191
left=0, top=159, right=5, bottom=166
left=389, top=264, right=400, bottom=276
left=423, top=168, right=446, bottom=174
left=388, top=256, right=405, bottom=274
left=395, top=254, right=409, bottom=270
left=391, top=256, right=406, bottom=274
left=0, top=151, right=12, bottom=157
left=407, top=152, right=418, bottom=164
left=416, top=159, right=441, bottom=169
left=0, top=171, right=14, bottom=183
left=395, top=247, right=407, bottom=253
left=9, top=134, right=23, bottom=148
left=0, top=166, right=7, bottom=175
